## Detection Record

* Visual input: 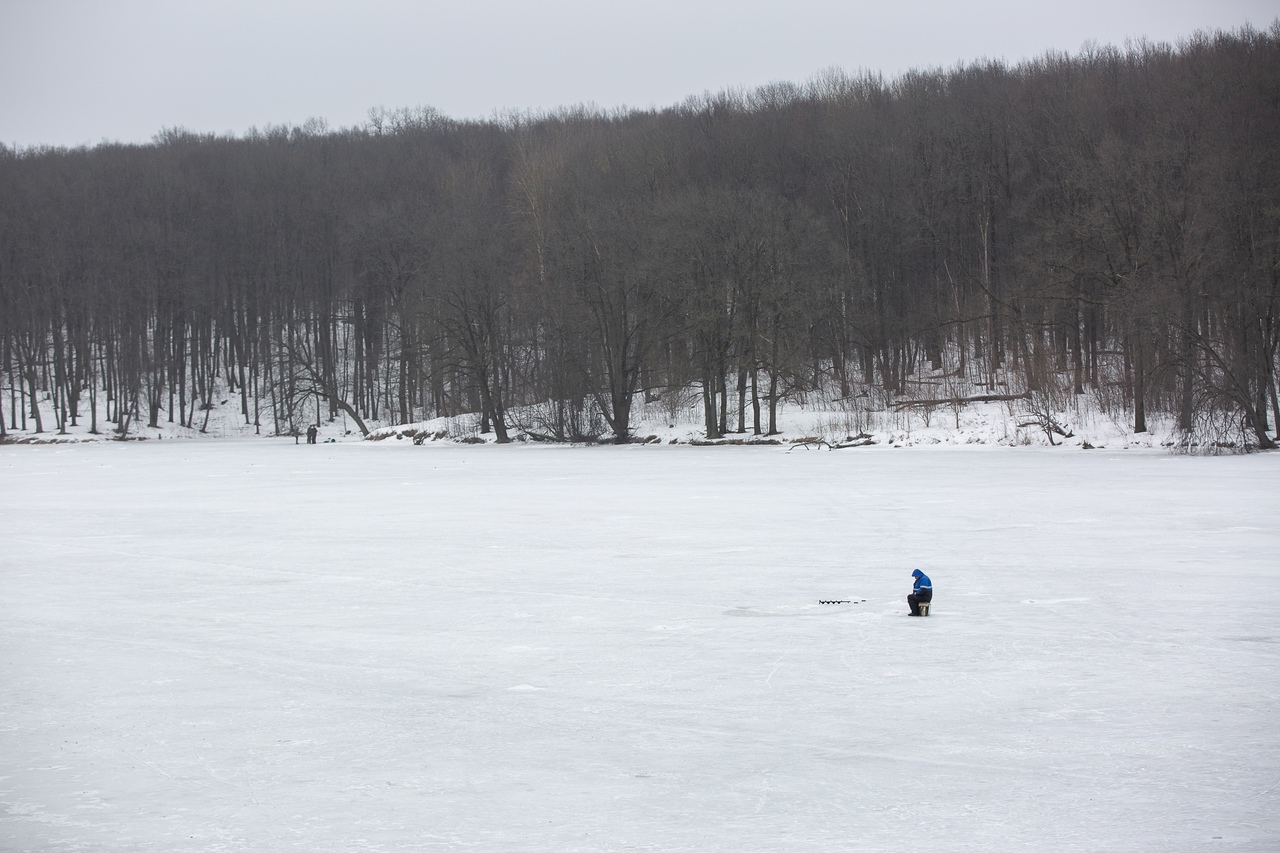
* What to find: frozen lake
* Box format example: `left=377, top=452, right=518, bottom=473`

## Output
left=3, top=441, right=1278, bottom=852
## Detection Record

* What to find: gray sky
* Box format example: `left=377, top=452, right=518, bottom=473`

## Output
left=2, top=0, right=1275, bottom=148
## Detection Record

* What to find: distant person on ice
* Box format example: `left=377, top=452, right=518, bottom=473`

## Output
left=908, top=569, right=932, bottom=616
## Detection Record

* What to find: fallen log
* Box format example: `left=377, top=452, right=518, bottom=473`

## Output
left=891, top=392, right=1031, bottom=411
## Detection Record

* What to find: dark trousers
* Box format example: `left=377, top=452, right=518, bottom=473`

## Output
left=908, top=589, right=933, bottom=616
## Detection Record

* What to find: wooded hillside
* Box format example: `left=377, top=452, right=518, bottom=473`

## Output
left=3, top=26, right=1278, bottom=448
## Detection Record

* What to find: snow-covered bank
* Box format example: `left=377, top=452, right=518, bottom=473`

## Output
left=2, top=442, right=1277, bottom=851
left=370, top=392, right=1187, bottom=451
left=2, top=374, right=1216, bottom=452
left=6, top=378, right=1208, bottom=453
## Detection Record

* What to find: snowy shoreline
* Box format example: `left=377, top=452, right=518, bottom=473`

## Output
left=2, top=393, right=1207, bottom=454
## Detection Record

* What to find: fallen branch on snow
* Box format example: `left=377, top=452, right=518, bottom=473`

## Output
left=891, top=392, right=1031, bottom=411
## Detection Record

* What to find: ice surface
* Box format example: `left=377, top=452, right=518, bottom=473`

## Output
left=2, top=441, right=1277, bottom=851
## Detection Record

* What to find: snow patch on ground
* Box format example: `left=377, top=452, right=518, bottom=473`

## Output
left=371, top=393, right=1183, bottom=452
left=2, top=376, right=1200, bottom=453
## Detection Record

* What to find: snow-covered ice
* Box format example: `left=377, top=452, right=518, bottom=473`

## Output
left=2, top=441, right=1278, bottom=851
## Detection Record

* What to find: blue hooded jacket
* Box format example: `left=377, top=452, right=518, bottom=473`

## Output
left=912, top=569, right=932, bottom=594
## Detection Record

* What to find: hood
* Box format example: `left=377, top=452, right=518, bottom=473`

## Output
left=911, top=569, right=923, bottom=578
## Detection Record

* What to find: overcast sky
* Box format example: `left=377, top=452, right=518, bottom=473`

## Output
left=2, top=0, right=1275, bottom=149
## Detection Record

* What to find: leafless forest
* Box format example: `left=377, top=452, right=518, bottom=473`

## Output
left=3, top=27, right=1278, bottom=448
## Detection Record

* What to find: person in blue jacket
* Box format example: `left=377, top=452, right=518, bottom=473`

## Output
left=908, top=569, right=933, bottom=616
